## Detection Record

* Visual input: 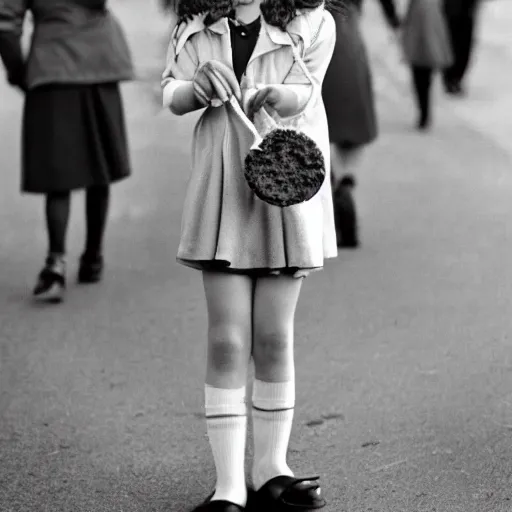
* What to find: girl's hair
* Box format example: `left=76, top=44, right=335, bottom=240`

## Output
left=164, top=0, right=347, bottom=29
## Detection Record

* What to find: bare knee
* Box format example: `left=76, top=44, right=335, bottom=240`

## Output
left=253, top=328, right=293, bottom=370
left=208, top=325, right=248, bottom=376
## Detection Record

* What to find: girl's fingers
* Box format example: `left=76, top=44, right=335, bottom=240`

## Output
left=249, top=87, right=271, bottom=117
left=205, top=67, right=232, bottom=102
left=193, top=81, right=210, bottom=105
left=204, top=67, right=230, bottom=103
left=193, top=70, right=214, bottom=105
left=210, top=67, right=243, bottom=104
left=210, top=61, right=242, bottom=102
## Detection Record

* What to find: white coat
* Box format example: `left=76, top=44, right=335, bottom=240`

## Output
left=162, top=6, right=338, bottom=273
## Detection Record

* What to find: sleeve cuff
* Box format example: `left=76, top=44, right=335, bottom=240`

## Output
left=162, top=79, right=188, bottom=108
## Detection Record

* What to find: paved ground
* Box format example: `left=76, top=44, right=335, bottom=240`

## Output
left=1, top=1, right=511, bottom=511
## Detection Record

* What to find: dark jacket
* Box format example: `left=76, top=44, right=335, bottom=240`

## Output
left=0, top=0, right=134, bottom=90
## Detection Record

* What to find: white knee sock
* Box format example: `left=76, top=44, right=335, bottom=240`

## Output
left=251, top=379, right=295, bottom=491
left=205, top=385, right=248, bottom=507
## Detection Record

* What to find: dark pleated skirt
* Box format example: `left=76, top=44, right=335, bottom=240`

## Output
left=22, top=82, right=131, bottom=194
left=322, top=5, right=377, bottom=148
left=402, top=0, right=454, bottom=68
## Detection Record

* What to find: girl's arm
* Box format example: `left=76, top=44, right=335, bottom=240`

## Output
left=162, top=28, right=205, bottom=116
left=163, top=78, right=204, bottom=116
left=0, top=0, right=28, bottom=90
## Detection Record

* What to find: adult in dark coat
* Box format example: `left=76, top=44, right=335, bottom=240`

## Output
left=322, top=0, right=400, bottom=248
left=442, top=0, right=481, bottom=94
left=0, top=0, right=134, bottom=302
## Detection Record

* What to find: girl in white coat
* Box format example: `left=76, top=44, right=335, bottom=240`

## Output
left=162, top=0, right=341, bottom=510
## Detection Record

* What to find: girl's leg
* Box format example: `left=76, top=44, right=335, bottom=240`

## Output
left=251, top=275, right=304, bottom=490
left=34, top=191, right=71, bottom=300
left=79, top=185, right=110, bottom=283
left=330, top=142, right=365, bottom=182
left=329, top=141, right=345, bottom=185
left=84, top=185, right=110, bottom=260
left=46, top=191, right=71, bottom=256
left=340, top=145, right=365, bottom=178
left=412, top=66, right=433, bottom=129
left=330, top=143, right=362, bottom=248
left=201, top=271, right=254, bottom=507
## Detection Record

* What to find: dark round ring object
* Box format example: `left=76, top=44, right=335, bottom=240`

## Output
left=244, top=128, right=326, bottom=207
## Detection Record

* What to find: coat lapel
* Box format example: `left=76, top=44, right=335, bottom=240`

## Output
left=247, top=21, right=293, bottom=66
left=174, top=15, right=229, bottom=56
left=174, top=7, right=322, bottom=61
left=248, top=7, right=322, bottom=66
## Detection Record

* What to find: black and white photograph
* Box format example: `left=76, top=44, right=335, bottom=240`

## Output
left=0, top=0, right=511, bottom=510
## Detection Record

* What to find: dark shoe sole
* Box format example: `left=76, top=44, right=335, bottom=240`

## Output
left=337, top=240, right=360, bottom=249
left=77, top=272, right=103, bottom=284
left=248, top=476, right=326, bottom=512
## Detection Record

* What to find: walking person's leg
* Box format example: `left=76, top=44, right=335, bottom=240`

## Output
left=330, top=142, right=362, bottom=248
left=78, top=83, right=131, bottom=283
left=198, top=271, right=254, bottom=510
left=78, top=185, right=110, bottom=283
left=46, top=191, right=71, bottom=256
left=443, top=14, right=476, bottom=95
left=411, top=66, right=434, bottom=129
left=455, top=15, right=476, bottom=90
left=250, top=275, right=326, bottom=509
left=443, top=15, right=461, bottom=92
left=33, top=191, right=71, bottom=301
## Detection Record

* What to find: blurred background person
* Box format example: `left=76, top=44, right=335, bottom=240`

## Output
left=442, top=0, right=481, bottom=95
left=402, top=0, right=453, bottom=130
left=322, top=0, right=401, bottom=248
left=0, top=0, right=133, bottom=303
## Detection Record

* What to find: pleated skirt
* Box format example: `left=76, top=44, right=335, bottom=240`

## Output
left=22, top=82, right=131, bottom=194
left=402, top=0, right=454, bottom=68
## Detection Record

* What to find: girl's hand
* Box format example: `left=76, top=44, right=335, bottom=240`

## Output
left=193, top=60, right=241, bottom=106
left=203, top=60, right=242, bottom=104
left=192, top=63, right=215, bottom=106
left=248, top=85, right=299, bottom=119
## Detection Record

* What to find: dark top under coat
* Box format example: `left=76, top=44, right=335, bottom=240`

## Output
left=229, top=15, right=262, bottom=83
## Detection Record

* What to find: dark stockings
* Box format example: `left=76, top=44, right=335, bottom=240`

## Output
left=411, top=66, right=434, bottom=128
left=46, top=191, right=71, bottom=256
left=45, top=185, right=110, bottom=259
left=443, top=15, right=475, bottom=87
left=84, top=185, right=110, bottom=260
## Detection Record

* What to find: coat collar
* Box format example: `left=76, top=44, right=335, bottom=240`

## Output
left=174, top=7, right=323, bottom=59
